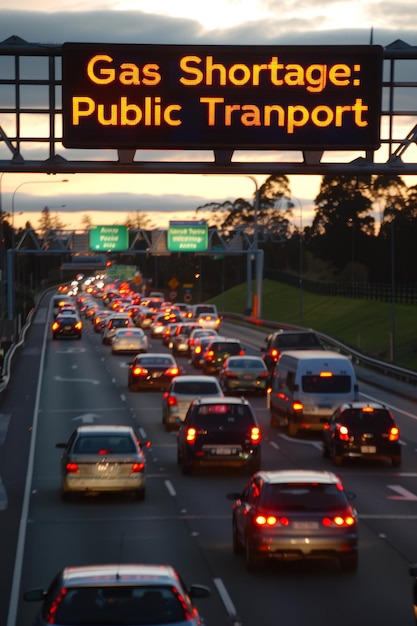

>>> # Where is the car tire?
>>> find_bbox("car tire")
[332,444,343,466]
[322,442,330,458]
[245,538,261,572]
[287,417,298,438]
[391,455,402,467]
[232,520,244,554]
[134,487,146,501]
[339,552,358,573]
[270,410,280,428]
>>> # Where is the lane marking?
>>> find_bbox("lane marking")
[0,413,11,446]
[54,376,100,385]
[387,485,417,501]
[213,578,241,626]
[0,477,8,510]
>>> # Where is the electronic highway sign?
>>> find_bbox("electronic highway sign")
[62,43,383,151]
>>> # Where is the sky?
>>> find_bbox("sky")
[1,0,417,230]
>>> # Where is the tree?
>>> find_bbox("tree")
[125,211,156,230]
[80,214,93,229]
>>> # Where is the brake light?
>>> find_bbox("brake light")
[75,321,82,330]
[195,346,202,354]
[319,371,333,377]
[388,426,400,441]
[51,321,60,331]
[132,366,148,376]
[166,394,178,407]
[65,462,79,473]
[292,401,303,412]
[322,514,356,527]
[250,426,261,444]
[130,462,145,473]
[186,428,197,443]
[47,587,68,623]
[165,367,179,377]
[269,348,279,361]
[337,424,349,441]
[238,349,245,356]
[206,350,215,361]
[255,514,290,527]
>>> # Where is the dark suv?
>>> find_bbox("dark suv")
[202,338,245,374]
[322,401,402,467]
[177,397,262,474]
[262,329,324,376]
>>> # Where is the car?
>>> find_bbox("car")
[188,327,219,352]
[93,309,112,333]
[55,425,149,500]
[52,294,73,318]
[128,353,182,391]
[190,335,224,369]
[218,355,270,395]
[161,322,181,347]
[202,338,245,375]
[409,564,417,623]
[170,323,202,355]
[191,304,221,330]
[228,469,358,572]
[261,329,325,377]
[23,563,211,626]
[162,374,224,431]
[322,401,402,467]
[149,312,182,338]
[174,302,193,319]
[177,396,262,474]
[51,314,82,340]
[102,314,134,345]
[57,305,79,318]
[111,327,149,355]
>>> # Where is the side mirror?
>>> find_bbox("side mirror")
[55,442,66,449]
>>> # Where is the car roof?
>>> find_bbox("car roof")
[337,401,389,411]
[75,425,135,435]
[61,564,179,587]
[254,470,342,485]
[172,375,219,384]
[193,396,249,406]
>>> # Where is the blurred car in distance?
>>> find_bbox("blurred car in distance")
[102,314,134,345]
[149,312,182,338]
[170,323,202,356]
[161,322,181,348]
[190,335,223,369]
[219,355,270,395]
[93,309,112,333]
[128,353,182,391]
[202,338,245,375]
[228,469,358,572]
[261,329,324,377]
[111,328,149,355]
[191,304,221,330]
[23,563,211,626]
[162,374,224,431]
[52,314,82,340]
[322,401,402,467]
[177,396,261,474]
[188,328,219,353]
[56,425,148,500]
[52,294,73,317]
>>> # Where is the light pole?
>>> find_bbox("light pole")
[243,175,262,319]
[279,194,304,326]
[7,178,68,320]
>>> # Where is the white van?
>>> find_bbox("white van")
[269,350,359,437]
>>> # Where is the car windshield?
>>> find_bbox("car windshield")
[48,585,186,625]
[139,357,174,367]
[339,408,393,427]
[111,318,131,328]
[273,333,321,348]
[192,404,253,428]
[260,482,348,512]
[212,342,241,354]
[173,381,220,394]
[73,435,136,454]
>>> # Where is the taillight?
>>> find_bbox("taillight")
[206,350,215,361]
[167,395,178,407]
[292,401,303,412]
[254,514,290,527]
[225,371,238,378]
[195,346,202,354]
[269,348,279,361]
[388,426,400,441]
[52,321,60,331]
[165,367,179,377]
[65,462,79,473]
[337,424,349,441]
[130,462,145,473]
[75,321,82,330]
[258,371,269,379]
[132,366,148,376]
[322,514,356,527]
[186,428,197,443]
[250,426,261,444]
[238,349,245,356]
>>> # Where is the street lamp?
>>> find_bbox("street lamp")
[7,178,68,320]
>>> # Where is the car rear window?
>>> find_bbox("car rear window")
[73,435,136,454]
[212,342,241,353]
[261,482,348,512]
[339,408,393,427]
[139,357,174,367]
[192,404,254,428]
[301,374,352,393]
[227,358,264,369]
[273,333,322,349]
[173,381,220,395]
[49,585,186,625]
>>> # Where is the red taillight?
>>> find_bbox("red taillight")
[132,366,148,376]
[388,426,400,441]
[254,514,289,527]
[250,426,261,444]
[165,367,179,377]
[225,371,238,378]
[258,371,269,379]
[75,321,82,330]
[130,462,145,473]
[186,428,197,443]
[167,395,177,406]
[47,587,67,623]
[269,348,279,361]
[337,424,349,441]
[322,514,356,527]
[195,346,202,354]
[65,462,79,473]
[51,322,59,331]
[292,401,303,412]
[206,350,215,361]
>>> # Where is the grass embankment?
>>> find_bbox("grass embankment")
[209,279,417,371]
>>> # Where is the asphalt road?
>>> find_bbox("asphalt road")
[1,296,417,626]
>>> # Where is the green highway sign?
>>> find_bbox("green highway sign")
[90,225,128,251]
[168,221,208,252]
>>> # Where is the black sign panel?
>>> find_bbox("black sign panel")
[62,43,383,150]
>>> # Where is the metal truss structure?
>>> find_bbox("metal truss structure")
[2,36,417,176]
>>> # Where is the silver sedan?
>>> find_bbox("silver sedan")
[111,327,149,354]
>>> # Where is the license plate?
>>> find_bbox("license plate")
[152,371,162,378]
[64,325,72,330]
[243,374,253,380]
[293,521,319,530]
[361,445,376,453]
[212,447,235,455]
